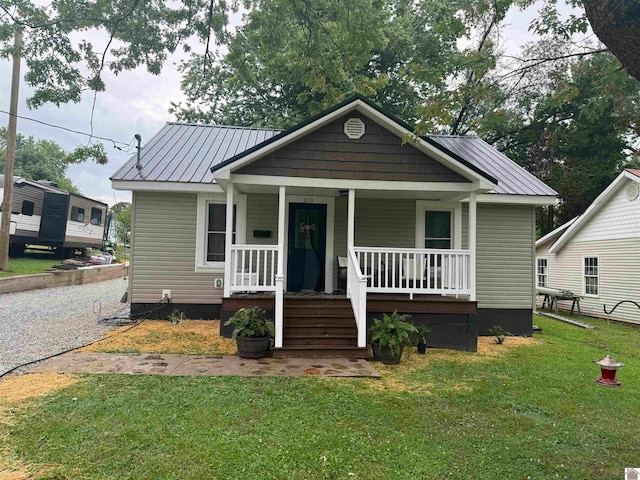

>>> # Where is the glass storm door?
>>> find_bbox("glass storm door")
[287,203,327,291]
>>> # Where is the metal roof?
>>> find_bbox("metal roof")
[111,122,557,197]
[111,123,281,183]
[429,135,557,196]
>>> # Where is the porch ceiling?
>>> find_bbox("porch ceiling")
[234,183,455,200]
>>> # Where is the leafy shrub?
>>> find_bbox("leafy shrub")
[224,307,274,341]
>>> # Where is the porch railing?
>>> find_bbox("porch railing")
[229,245,279,293]
[353,247,471,296]
[347,247,368,348]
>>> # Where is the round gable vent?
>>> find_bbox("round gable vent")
[344,117,365,139]
[627,183,639,201]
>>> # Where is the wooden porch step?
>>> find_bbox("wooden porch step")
[285,307,354,316]
[284,332,357,340]
[285,326,358,336]
[285,315,356,326]
[285,338,357,347]
[272,346,370,359]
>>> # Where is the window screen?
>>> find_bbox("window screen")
[584,257,598,296]
[537,258,548,287]
[90,207,103,225]
[21,200,34,216]
[425,211,451,249]
[70,206,85,222]
[206,204,236,262]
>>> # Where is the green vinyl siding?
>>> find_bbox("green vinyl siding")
[476,204,535,309]
[131,191,223,305]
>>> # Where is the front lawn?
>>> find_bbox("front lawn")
[0,249,58,278]
[2,315,639,479]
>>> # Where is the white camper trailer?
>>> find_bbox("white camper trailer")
[0,175,107,257]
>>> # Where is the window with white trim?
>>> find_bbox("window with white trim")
[206,203,236,262]
[537,257,548,287]
[425,210,452,249]
[584,257,599,296]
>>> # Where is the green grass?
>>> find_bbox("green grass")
[4,315,640,479]
[0,249,59,278]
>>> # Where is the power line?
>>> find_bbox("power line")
[0,109,133,150]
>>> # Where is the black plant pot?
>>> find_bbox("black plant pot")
[417,342,427,354]
[236,336,271,359]
[372,343,404,365]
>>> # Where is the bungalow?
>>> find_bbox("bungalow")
[536,169,640,325]
[111,95,556,356]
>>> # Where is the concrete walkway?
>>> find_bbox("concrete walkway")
[28,352,382,378]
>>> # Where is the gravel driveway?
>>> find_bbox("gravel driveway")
[0,277,128,376]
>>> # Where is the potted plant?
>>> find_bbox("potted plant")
[224,307,274,359]
[489,324,506,344]
[415,325,430,354]
[369,311,417,364]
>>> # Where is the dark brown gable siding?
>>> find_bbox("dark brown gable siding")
[236,114,470,183]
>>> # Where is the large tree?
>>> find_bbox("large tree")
[172,0,510,128]
[0,127,80,193]
[0,0,235,162]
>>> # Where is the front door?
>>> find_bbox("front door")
[287,203,327,291]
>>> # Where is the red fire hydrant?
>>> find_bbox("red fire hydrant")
[594,355,625,387]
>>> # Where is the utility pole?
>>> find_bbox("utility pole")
[0,28,23,271]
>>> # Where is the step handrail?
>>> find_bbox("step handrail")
[347,246,368,348]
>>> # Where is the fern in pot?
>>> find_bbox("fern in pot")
[369,311,417,364]
[224,307,274,359]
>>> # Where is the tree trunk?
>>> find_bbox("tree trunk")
[584,0,640,81]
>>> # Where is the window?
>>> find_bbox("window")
[90,207,103,225]
[537,258,548,287]
[21,200,34,216]
[584,257,599,296]
[425,211,452,249]
[70,206,85,222]
[206,203,236,262]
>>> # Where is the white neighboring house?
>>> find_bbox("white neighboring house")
[536,169,640,324]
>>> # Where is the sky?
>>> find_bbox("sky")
[0,2,577,206]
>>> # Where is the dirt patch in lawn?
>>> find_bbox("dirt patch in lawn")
[78,319,237,356]
[365,336,540,393]
[0,374,80,480]
[0,373,80,405]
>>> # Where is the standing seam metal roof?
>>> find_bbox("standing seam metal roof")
[430,135,557,196]
[110,123,282,183]
[111,122,557,197]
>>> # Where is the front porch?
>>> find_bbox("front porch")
[221,293,478,356]
[218,182,481,355]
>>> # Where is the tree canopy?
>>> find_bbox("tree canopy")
[172,0,640,234]
[0,127,80,193]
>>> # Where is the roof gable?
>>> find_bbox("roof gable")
[235,112,470,183]
[550,170,640,253]
[212,95,498,188]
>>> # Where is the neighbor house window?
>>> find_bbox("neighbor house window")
[21,200,34,216]
[90,207,103,225]
[425,211,452,249]
[206,203,236,262]
[537,258,548,287]
[70,206,85,222]
[584,257,599,296]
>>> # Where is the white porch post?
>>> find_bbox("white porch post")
[275,185,286,348]
[347,189,355,249]
[347,189,355,295]
[223,183,234,298]
[469,191,477,302]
